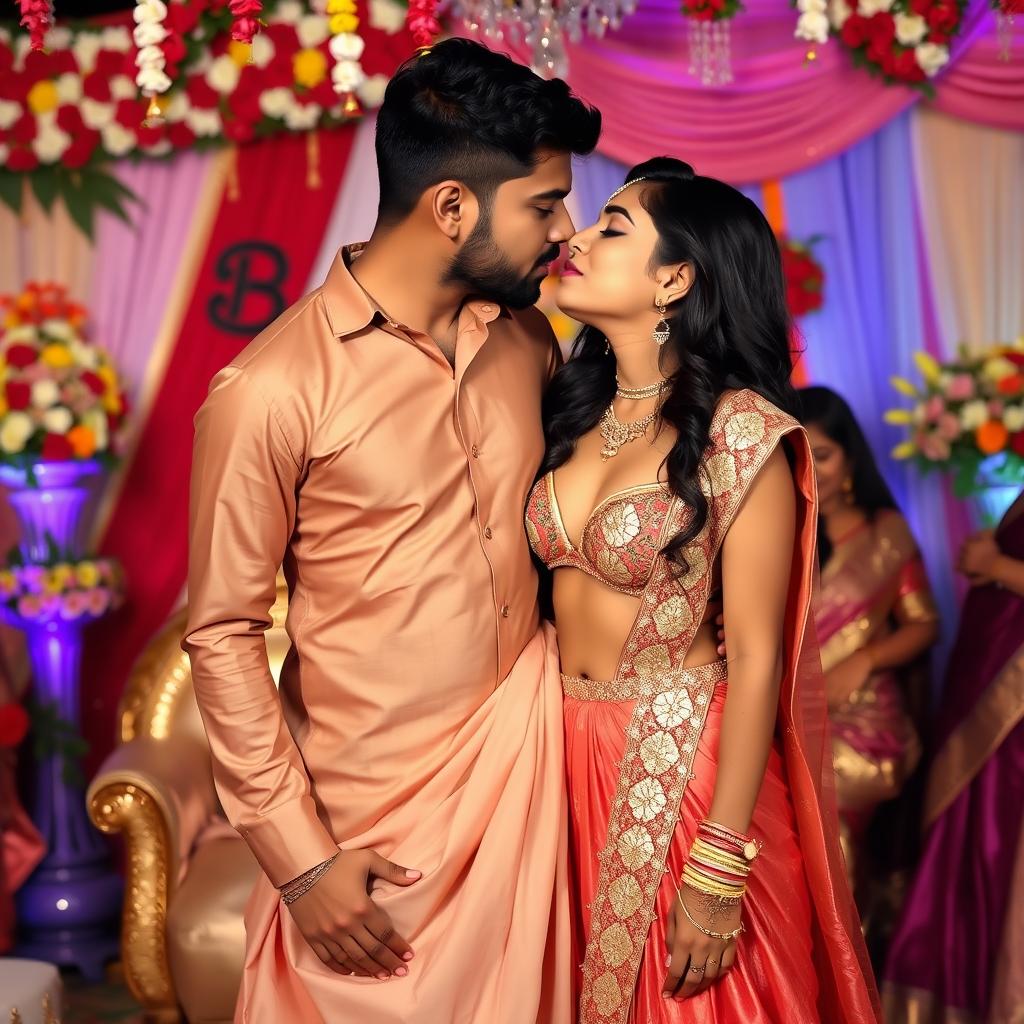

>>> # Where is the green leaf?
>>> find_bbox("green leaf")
[30,167,60,213]
[0,171,24,215]
[61,183,96,240]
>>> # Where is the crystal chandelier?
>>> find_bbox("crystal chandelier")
[451,0,639,77]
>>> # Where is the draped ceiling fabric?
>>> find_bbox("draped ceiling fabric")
[468,0,1024,183]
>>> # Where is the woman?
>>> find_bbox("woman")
[884,491,1024,1023]
[797,387,938,907]
[526,158,879,1023]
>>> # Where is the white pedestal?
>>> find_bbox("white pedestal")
[0,958,62,1023]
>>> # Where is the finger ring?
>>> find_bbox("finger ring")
[707,958,718,966]
[690,965,705,974]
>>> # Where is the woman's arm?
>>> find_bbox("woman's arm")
[710,443,796,833]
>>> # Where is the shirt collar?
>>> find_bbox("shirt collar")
[321,244,511,340]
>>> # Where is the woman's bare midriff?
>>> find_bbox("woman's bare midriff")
[553,562,723,681]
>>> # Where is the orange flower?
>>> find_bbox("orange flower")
[67,425,97,458]
[976,420,1009,455]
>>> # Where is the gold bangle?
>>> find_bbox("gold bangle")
[677,889,744,941]
[682,863,746,897]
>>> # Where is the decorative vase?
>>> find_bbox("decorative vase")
[0,460,122,980]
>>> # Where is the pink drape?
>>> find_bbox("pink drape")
[469,0,1023,182]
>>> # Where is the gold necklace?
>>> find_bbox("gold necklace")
[599,401,661,460]
[615,377,670,401]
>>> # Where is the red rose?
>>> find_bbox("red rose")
[927,29,949,44]
[82,71,111,103]
[6,345,38,369]
[12,111,36,145]
[5,381,31,410]
[224,118,255,144]
[909,0,930,14]
[997,373,1024,396]
[0,703,29,748]
[115,98,148,129]
[5,148,38,172]
[81,371,106,396]
[867,12,896,45]
[167,1,201,34]
[927,3,959,32]
[162,33,188,67]
[1005,352,1024,367]
[56,104,85,136]
[1012,431,1024,458]
[167,121,196,149]
[893,48,923,81]
[840,13,869,47]
[185,75,220,110]
[62,130,100,170]
[41,433,74,461]
[95,50,130,78]
[136,122,166,148]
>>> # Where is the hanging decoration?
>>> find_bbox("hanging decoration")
[453,0,640,79]
[794,0,830,58]
[406,0,442,48]
[681,0,742,86]
[0,0,411,236]
[18,0,53,52]
[993,0,1021,60]
[829,0,968,89]
[779,235,825,317]
[230,0,265,43]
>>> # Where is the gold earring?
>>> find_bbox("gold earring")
[842,477,855,506]
[652,302,670,347]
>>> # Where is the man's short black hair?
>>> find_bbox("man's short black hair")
[375,39,601,223]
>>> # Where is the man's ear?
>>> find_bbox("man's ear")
[430,181,479,242]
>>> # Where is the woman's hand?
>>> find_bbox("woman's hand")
[958,530,1001,585]
[825,649,872,708]
[663,888,738,1000]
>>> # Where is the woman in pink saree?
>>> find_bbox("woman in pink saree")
[797,387,939,914]
[884,489,1024,1023]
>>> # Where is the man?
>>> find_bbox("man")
[183,39,600,1023]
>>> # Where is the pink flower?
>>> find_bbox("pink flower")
[945,374,975,401]
[989,400,1005,417]
[17,566,45,592]
[84,588,110,616]
[920,432,952,461]
[937,412,962,441]
[924,395,945,422]
[59,591,89,620]
[17,594,42,619]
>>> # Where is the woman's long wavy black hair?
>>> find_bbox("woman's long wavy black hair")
[796,385,899,566]
[541,157,798,568]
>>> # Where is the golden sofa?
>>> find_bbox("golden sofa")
[87,582,291,1023]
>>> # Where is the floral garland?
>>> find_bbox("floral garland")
[18,0,53,52]
[405,0,440,46]
[830,0,967,87]
[0,0,411,234]
[887,340,1024,496]
[779,236,825,317]
[0,283,129,467]
[0,556,123,623]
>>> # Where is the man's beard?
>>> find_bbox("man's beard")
[444,213,559,311]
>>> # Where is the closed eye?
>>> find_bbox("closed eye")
[600,228,624,237]
[535,208,556,219]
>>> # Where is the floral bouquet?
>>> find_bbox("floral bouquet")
[886,339,1024,496]
[779,236,825,317]
[0,283,129,469]
[0,549,123,625]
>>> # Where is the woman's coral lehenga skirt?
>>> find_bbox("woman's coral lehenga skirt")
[565,670,822,1023]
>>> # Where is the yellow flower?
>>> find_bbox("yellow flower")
[102,390,122,415]
[912,351,941,385]
[40,343,74,369]
[27,80,59,115]
[294,48,328,89]
[329,12,359,32]
[43,565,73,595]
[228,39,252,67]
[983,356,1016,382]
[891,441,917,460]
[97,365,117,390]
[327,0,357,11]
[884,409,914,425]
[890,376,918,398]
[76,561,100,588]
[0,397,7,417]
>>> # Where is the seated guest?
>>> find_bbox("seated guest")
[885,488,1024,1023]
[797,387,938,904]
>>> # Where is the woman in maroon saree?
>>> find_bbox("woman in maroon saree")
[884,490,1024,1022]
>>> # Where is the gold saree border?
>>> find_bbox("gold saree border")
[577,391,802,1022]
[881,982,980,1024]
[924,639,1024,826]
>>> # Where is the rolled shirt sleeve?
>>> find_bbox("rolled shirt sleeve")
[182,366,339,887]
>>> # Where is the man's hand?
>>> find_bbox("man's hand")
[287,849,422,979]
[958,529,1001,586]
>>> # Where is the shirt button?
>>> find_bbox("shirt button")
[484,526,493,540]
[471,445,480,458]
[501,604,510,618]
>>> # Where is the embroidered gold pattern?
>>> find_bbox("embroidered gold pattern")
[601,502,642,547]
[577,390,802,1023]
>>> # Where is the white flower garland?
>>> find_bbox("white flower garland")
[133,0,172,120]
[795,0,830,47]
